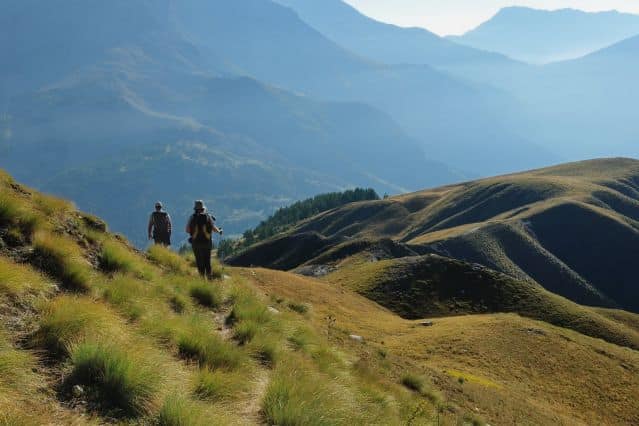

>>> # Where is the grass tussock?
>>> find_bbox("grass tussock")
[68,341,160,417]
[157,394,205,426]
[0,192,42,241]
[148,245,190,275]
[169,294,188,314]
[32,232,91,292]
[102,275,148,320]
[226,287,270,326]
[36,296,121,357]
[177,323,246,371]
[288,301,309,315]
[262,359,350,426]
[0,256,53,299]
[194,368,249,402]
[99,240,150,279]
[0,331,37,391]
[189,281,224,308]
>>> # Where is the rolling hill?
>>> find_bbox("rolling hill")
[1,170,638,425]
[230,158,639,315]
[449,7,639,64]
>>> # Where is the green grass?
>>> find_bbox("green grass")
[247,334,281,367]
[234,320,260,345]
[262,359,350,426]
[32,232,91,292]
[68,341,159,416]
[102,275,147,320]
[157,395,207,426]
[36,296,121,357]
[0,192,42,240]
[0,256,53,299]
[99,241,140,272]
[189,281,224,308]
[177,325,246,371]
[226,288,271,326]
[194,368,249,402]
[148,246,190,275]
[169,294,188,314]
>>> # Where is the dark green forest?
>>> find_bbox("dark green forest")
[218,188,379,258]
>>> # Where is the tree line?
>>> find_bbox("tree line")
[218,188,379,259]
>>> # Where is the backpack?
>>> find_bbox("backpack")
[190,213,213,244]
[152,211,170,236]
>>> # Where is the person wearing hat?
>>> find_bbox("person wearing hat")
[148,201,172,246]
[186,200,223,279]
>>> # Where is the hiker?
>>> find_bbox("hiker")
[186,200,223,279]
[148,202,172,246]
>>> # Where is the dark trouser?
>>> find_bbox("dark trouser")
[153,233,171,246]
[192,243,212,278]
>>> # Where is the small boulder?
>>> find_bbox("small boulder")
[420,321,435,327]
[267,306,280,315]
[349,334,364,342]
[72,385,85,397]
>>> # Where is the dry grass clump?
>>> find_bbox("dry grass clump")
[148,245,191,275]
[0,256,54,299]
[32,232,91,292]
[0,330,37,392]
[157,394,205,426]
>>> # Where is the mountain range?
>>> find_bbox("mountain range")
[1,0,638,247]
[449,7,639,64]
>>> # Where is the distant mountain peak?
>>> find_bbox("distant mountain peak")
[449,6,639,64]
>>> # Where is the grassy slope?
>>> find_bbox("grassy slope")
[0,170,442,425]
[230,158,639,313]
[243,268,639,426]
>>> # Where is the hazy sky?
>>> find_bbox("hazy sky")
[343,1,639,35]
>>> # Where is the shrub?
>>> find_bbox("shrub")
[32,232,90,292]
[68,342,159,417]
[189,281,224,309]
[401,373,425,393]
[288,302,309,315]
[148,246,189,275]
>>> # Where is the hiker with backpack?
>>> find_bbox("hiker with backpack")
[186,200,223,279]
[148,202,172,246]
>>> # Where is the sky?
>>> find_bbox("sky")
[343,0,639,35]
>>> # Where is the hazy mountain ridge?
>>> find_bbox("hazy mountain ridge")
[1,0,463,246]
[449,6,639,64]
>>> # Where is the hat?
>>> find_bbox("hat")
[194,200,206,211]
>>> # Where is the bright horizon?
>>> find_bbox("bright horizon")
[342,1,639,35]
